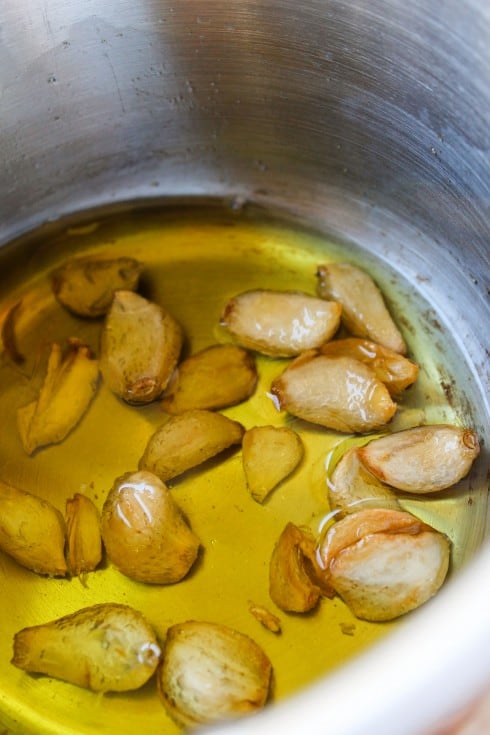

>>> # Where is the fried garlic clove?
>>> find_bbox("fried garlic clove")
[316,263,407,354]
[139,409,245,481]
[158,621,272,727]
[328,446,401,516]
[242,425,304,503]
[358,424,481,493]
[17,340,99,455]
[161,343,258,414]
[220,289,341,356]
[320,338,419,396]
[318,508,450,621]
[248,603,282,634]
[101,470,200,584]
[271,354,397,433]
[100,290,183,404]
[0,479,67,576]
[65,493,102,576]
[52,256,143,317]
[269,522,331,613]
[12,603,161,692]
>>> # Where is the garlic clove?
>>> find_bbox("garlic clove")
[17,339,99,455]
[242,425,304,503]
[358,424,480,492]
[320,337,418,396]
[100,290,183,404]
[0,479,67,576]
[316,263,407,354]
[52,256,143,317]
[269,522,332,613]
[318,508,450,621]
[65,493,102,576]
[101,470,200,584]
[328,446,401,516]
[12,603,161,691]
[139,409,245,482]
[161,343,258,414]
[157,620,272,727]
[271,354,397,433]
[220,289,341,356]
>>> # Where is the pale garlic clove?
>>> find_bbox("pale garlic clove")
[161,343,258,414]
[157,621,272,727]
[100,290,183,404]
[318,508,450,621]
[17,339,99,455]
[12,603,161,692]
[65,493,103,576]
[271,354,397,433]
[316,263,407,354]
[320,338,419,396]
[269,522,332,613]
[0,479,67,577]
[242,425,304,503]
[358,424,480,493]
[328,446,401,516]
[220,289,342,356]
[101,470,200,584]
[139,409,245,481]
[52,256,144,317]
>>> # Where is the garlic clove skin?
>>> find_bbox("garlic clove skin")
[220,289,342,356]
[100,290,183,404]
[271,354,397,433]
[158,621,272,727]
[318,508,450,621]
[358,424,480,492]
[12,603,161,692]
[316,263,406,354]
[101,470,200,584]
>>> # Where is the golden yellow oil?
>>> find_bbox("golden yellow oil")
[0,205,483,735]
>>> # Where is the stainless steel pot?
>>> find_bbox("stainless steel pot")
[1,2,489,734]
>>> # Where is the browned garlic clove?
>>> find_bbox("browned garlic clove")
[242,425,304,503]
[100,290,183,404]
[220,289,342,356]
[328,446,401,516]
[269,522,332,613]
[52,256,144,317]
[65,493,103,576]
[17,339,99,455]
[316,263,407,354]
[157,621,272,727]
[320,337,419,396]
[358,424,481,493]
[318,508,450,621]
[271,354,397,433]
[139,409,245,481]
[161,343,258,414]
[0,479,67,576]
[12,603,161,692]
[101,470,200,584]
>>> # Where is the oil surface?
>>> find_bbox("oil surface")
[0,206,483,735]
